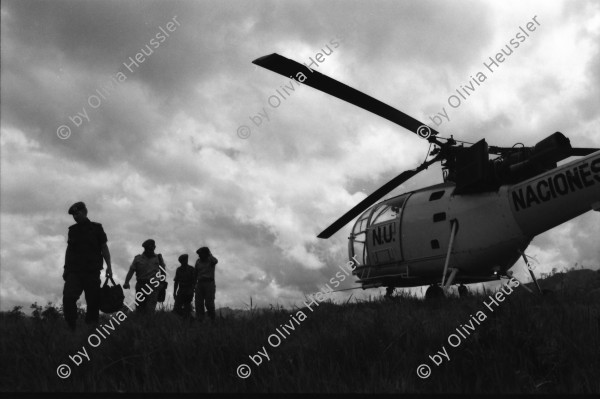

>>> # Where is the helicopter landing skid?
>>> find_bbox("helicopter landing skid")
[441,219,459,295]
[519,250,543,295]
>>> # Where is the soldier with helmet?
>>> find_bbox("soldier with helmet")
[63,201,113,331]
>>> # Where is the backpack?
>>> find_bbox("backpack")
[99,276,125,313]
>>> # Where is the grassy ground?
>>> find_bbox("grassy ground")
[1,269,599,393]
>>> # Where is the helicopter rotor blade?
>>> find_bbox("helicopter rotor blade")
[253,53,439,140]
[317,155,441,239]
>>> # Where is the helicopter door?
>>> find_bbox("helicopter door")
[367,220,400,265]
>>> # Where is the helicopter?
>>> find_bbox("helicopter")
[253,53,600,298]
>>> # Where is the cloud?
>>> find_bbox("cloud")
[1,0,599,311]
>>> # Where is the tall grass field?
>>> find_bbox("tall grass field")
[1,268,599,393]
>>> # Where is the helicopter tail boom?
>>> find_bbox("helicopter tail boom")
[508,150,600,236]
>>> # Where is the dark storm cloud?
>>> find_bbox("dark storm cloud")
[1,0,493,172]
[1,0,599,311]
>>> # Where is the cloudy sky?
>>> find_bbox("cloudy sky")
[1,0,599,312]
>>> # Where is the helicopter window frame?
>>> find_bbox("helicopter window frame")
[350,194,408,265]
[353,216,370,235]
[349,231,367,267]
[388,196,407,209]
[431,239,440,249]
[371,205,389,224]
[370,196,407,225]
[429,191,445,201]
[353,207,377,235]
[371,205,398,225]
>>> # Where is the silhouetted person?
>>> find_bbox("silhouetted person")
[62,202,113,331]
[194,247,218,321]
[123,239,166,313]
[173,254,196,318]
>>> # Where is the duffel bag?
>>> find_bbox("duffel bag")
[99,276,125,313]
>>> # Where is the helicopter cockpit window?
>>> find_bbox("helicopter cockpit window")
[367,195,406,225]
[352,209,373,236]
[350,195,408,265]
[371,205,398,225]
